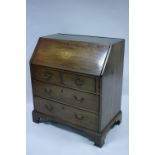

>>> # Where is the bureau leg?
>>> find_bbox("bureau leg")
[110,111,122,128]
[94,134,106,148]
[32,110,40,123]
[114,111,122,125]
[94,111,122,147]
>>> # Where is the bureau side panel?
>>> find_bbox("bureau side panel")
[99,40,125,131]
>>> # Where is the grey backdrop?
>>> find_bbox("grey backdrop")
[26,0,128,103]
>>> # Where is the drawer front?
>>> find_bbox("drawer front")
[31,65,61,85]
[63,73,95,92]
[32,80,99,113]
[34,97,98,131]
[31,65,96,92]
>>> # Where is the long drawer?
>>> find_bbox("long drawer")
[34,96,98,131]
[32,80,99,113]
[31,65,98,93]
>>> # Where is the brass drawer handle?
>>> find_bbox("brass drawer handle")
[44,88,52,96]
[45,104,53,111]
[73,95,84,103]
[74,114,84,120]
[74,78,84,86]
[43,71,53,80]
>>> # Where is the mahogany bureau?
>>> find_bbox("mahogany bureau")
[30,33,125,147]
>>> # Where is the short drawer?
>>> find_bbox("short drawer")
[63,72,96,92]
[34,96,98,131]
[31,65,97,93]
[32,80,99,113]
[31,65,61,85]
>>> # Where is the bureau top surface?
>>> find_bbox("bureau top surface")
[31,33,122,76]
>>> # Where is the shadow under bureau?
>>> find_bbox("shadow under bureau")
[30,33,125,147]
